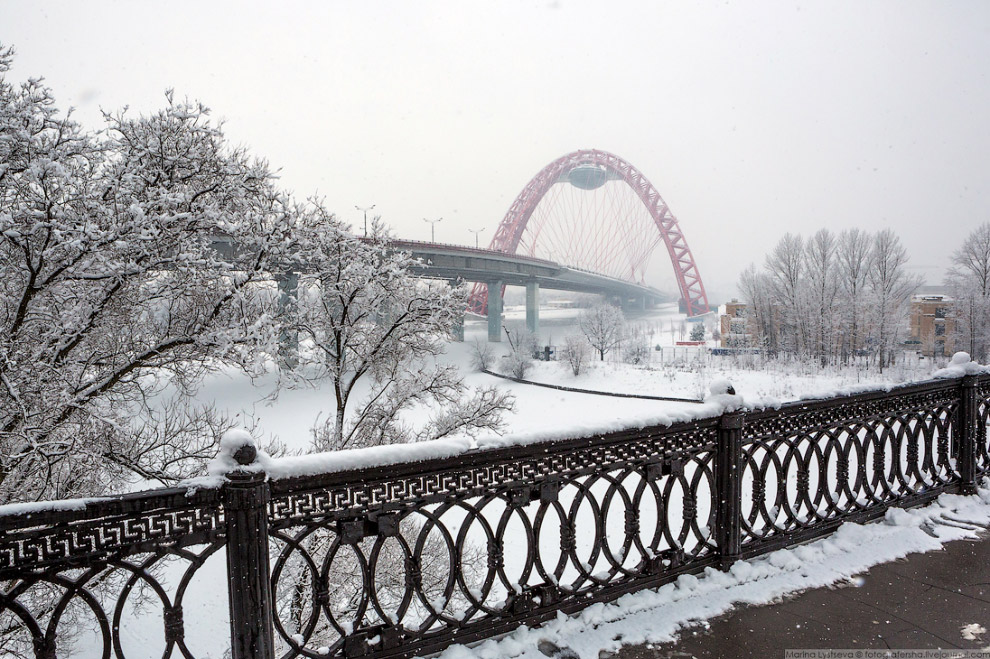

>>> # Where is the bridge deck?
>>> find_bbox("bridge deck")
[389,238,670,300]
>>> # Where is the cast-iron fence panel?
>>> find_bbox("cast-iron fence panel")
[1,374,989,659]
[267,421,720,658]
[739,380,961,554]
[977,380,990,475]
[0,488,227,658]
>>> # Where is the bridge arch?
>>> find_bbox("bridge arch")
[468,149,710,317]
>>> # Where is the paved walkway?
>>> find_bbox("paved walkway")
[610,534,990,658]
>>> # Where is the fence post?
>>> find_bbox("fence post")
[958,375,980,495]
[716,409,745,570]
[223,442,276,659]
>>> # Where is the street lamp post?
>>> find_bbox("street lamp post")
[422,217,443,243]
[468,227,485,249]
[355,204,375,237]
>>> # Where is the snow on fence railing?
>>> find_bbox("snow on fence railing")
[1,367,989,659]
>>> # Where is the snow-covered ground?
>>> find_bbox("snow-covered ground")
[186,303,943,455]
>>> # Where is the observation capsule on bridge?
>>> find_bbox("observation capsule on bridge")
[567,164,608,190]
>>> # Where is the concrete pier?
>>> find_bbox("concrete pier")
[487,280,503,342]
[526,280,539,335]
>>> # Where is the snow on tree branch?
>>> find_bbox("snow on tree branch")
[0,48,295,503]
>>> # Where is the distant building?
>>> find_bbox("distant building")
[907,294,956,358]
[719,288,958,359]
[719,300,755,348]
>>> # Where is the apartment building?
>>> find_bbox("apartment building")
[907,294,955,357]
[719,300,754,348]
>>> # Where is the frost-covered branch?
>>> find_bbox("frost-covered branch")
[0,48,296,502]
[290,215,512,452]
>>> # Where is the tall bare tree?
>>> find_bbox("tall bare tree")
[764,233,807,355]
[737,264,777,354]
[578,300,625,361]
[946,222,990,362]
[836,228,873,364]
[292,216,513,451]
[868,229,920,371]
[804,229,839,366]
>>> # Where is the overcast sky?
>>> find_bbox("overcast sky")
[4,1,989,300]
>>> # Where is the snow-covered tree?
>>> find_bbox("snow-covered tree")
[946,222,990,362]
[689,322,705,342]
[764,233,807,355]
[836,228,873,364]
[867,229,920,371]
[804,229,839,367]
[0,47,295,503]
[738,227,917,370]
[579,300,625,361]
[293,216,513,451]
[737,264,776,353]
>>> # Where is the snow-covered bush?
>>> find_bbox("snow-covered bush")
[470,338,496,371]
[623,342,651,365]
[560,335,589,376]
[500,325,536,379]
[497,327,531,379]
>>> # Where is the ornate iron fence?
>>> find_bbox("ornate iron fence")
[1,374,988,658]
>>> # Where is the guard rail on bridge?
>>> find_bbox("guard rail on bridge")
[1,375,988,658]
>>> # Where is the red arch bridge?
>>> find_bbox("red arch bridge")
[215,150,712,343]
[397,149,711,341]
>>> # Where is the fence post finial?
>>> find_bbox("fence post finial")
[220,430,276,659]
[715,387,744,570]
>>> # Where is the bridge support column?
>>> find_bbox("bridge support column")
[638,295,647,311]
[487,280,503,342]
[526,280,539,336]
